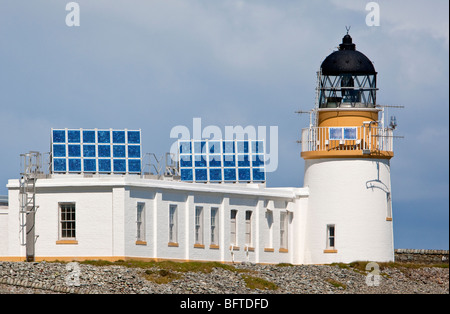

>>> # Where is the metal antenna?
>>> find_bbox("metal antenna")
[345,26,351,34]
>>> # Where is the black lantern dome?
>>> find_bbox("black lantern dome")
[318,33,378,108]
[321,34,376,76]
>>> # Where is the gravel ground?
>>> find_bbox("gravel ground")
[0,261,448,294]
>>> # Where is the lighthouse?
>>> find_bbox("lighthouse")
[301,33,395,264]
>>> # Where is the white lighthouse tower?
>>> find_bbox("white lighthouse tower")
[301,33,395,264]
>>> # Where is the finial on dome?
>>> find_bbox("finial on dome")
[339,28,356,51]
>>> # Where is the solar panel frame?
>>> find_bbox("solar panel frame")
[51,128,142,175]
[178,139,266,183]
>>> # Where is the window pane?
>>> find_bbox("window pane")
[60,203,76,239]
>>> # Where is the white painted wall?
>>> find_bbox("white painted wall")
[2,170,394,265]
[303,158,394,264]
[0,206,8,256]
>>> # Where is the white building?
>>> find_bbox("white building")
[0,34,396,265]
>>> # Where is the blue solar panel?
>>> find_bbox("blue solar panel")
[53,158,66,172]
[98,130,110,143]
[127,131,140,144]
[209,168,222,181]
[224,168,236,181]
[68,130,80,143]
[68,145,81,157]
[113,131,125,143]
[53,130,65,143]
[113,145,126,158]
[181,168,193,181]
[128,159,141,173]
[128,145,140,158]
[179,139,266,183]
[113,159,126,173]
[53,144,66,157]
[252,168,266,181]
[83,145,96,157]
[83,130,95,143]
[195,168,208,181]
[84,159,96,172]
[51,128,142,174]
[238,168,251,181]
[98,145,111,158]
[69,159,81,172]
[98,159,111,172]
[223,154,235,167]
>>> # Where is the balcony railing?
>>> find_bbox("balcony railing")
[301,126,393,154]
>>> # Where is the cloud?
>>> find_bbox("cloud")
[0,0,448,249]
[330,0,449,47]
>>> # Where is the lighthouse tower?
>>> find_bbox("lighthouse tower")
[301,33,395,264]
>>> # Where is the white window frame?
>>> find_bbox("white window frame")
[386,192,392,219]
[230,209,237,246]
[195,206,204,245]
[327,224,336,249]
[265,209,273,249]
[136,202,145,242]
[59,202,76,240]
[245,210,252,247]
[210,207,219,246]
[169,204,178,244]
[280,211,288,249]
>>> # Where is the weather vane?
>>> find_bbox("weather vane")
[345,26,351,34]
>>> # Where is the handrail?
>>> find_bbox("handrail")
[301,126,393,153]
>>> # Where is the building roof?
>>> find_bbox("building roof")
[6,176,308,200]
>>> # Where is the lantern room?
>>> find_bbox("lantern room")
[318,33,377,108]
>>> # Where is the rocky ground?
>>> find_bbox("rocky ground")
[0,261,448,294]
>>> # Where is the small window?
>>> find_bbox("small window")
[169,205,178,244]
[59,203,76,240]
[265,210,273,249]
[327,224,336,249]
[386,192,392,220]
[210,207,219,246]
[230,210,237,246]
[195,206,204,245]
[245,211,252,247]
[136,203,145,242]
[280,212,288,249]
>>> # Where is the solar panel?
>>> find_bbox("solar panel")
[51,128,142,174]
[178,139,266,183]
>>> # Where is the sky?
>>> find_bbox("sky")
[0,0,448,250]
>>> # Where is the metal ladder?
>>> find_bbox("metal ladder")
[19,151,41,262]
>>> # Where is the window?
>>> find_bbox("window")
[327,224,336,249]
[136,203,145,243]
[195,206,204,245]
[59,203,76,240]
[265,210,273,250]
[386,192,392,220]
[169,205,178,244]
[280,212,288,250]
[245,211,252,247]
[210,207,219,246]
[230,210,237,246]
